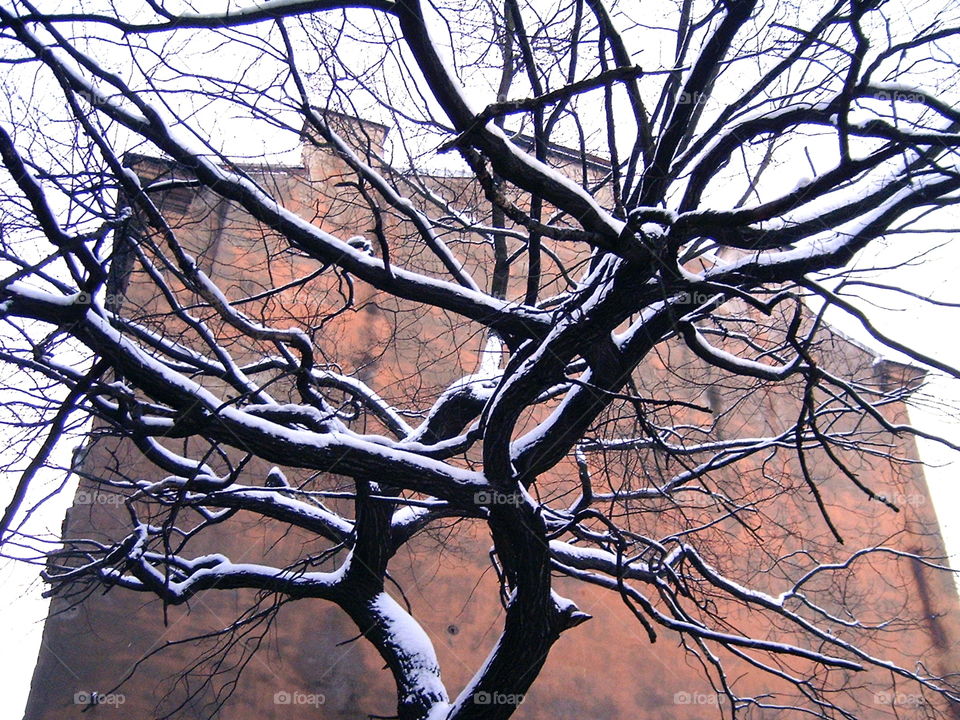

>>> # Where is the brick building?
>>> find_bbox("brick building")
[24,114,960,720]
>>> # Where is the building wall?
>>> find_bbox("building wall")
[24,117,960,720]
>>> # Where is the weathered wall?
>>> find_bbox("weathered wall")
[24,117,960,720]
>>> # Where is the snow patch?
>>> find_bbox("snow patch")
[371,592,448,704]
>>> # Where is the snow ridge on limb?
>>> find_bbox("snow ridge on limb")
[370,592,449,715]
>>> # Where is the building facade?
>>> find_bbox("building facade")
[24,115,960,720]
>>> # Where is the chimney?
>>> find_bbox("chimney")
[301,109,390,183]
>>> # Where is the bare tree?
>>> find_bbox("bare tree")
[2,0,960,718]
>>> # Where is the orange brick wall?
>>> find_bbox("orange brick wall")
[24,116,960,720]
